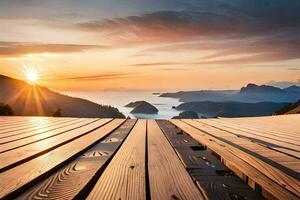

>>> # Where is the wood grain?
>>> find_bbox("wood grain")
[157,120,263,200]
[184,120,300,193]
[0,118,91,153]
[0,119,125,199]
[0,118,77,139]
[147,119,204,200]
[171,119,299,200]
[87,119,147,200]
[210,118,300,143]
[16,119,136,200]
[0,119,58,133]
[197,119,300,162]
[220,115,300,136]
[0,118,84,143]
[0,118,111,172]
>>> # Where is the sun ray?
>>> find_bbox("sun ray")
[32,86,46,116]
[6,84,30,115]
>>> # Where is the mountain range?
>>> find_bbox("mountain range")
[176,101,289,118]
[0,75,125,118]
[161,84,300,103]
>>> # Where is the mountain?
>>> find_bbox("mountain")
[176,101,289,118]
[125,101,158,114]
[284,85,300,96]
[0,75,125,118]
[274,100,300,115]
[239,84,285,95]
[235,84,299,103]
[160,90,238,102]
[160,84,300,103]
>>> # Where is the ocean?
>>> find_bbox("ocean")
[65,91,181,119]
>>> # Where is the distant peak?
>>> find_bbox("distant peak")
[240,83,284,94]
[286,85,300,89]
[246,83,258,87]
[242,83,258,90]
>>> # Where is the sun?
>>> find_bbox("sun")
[26,70,38,83]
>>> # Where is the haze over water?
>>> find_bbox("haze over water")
[66,91,181,119]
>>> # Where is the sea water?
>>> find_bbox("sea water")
[65,91,181,119]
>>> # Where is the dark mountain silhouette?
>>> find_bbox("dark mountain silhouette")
[125,101,158,114]
[274,100,300,115]
[176,101,289,118]
[160,83,300,103]
[0,75,125,118]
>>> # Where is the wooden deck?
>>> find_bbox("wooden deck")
[0,115,299,200]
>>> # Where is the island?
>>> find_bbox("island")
[172,111,199,119]
[125,101,158,114]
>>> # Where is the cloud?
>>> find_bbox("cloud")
[57,72,131,81]
[0,42,109,58]
[74,1,300,64]
[75,1,300,44]
[76,10,257,45]
[288,67,300,71]
[132,62,186,67]
[2,1,300,64]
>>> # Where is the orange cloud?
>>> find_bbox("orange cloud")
[0,42,109,58]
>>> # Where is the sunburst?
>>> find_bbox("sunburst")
[26,70,38,83]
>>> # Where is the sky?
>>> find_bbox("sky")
[0,0,300,91]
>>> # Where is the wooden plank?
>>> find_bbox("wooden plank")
[219,115,300,139]
[0,118,84,143]
[0,117,65,129]
[0,118,80,141]
[220,115,300,136]
[199,119,300,159]
[210,119,300,146]
[0,118,112,172]
[189,119,300,173]
[189,170,265,200]
[0,118,66,134]
[147,120,204,200]
[157,120,263,200]
[16,119,136,200]
[171,119,299,200]
[280,162,300,171]
[211,118,300,143]
[0,117,51,125]
[0,119,125,199]
[0,119,55,133]
[0,118,36,126]
[87,119,147,200]
[0,117,63,128]
[184,119,300,194]
[0,118,93,153]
